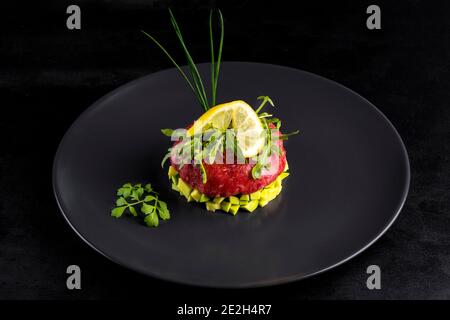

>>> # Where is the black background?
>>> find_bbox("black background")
[0,0,449,299]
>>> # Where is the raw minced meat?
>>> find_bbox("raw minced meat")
[170,125,287,197]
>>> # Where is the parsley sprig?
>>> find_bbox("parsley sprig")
[111,183,170,227]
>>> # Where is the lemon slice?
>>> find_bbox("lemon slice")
[187,100,265,158]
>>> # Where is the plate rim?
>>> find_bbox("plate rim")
[52,61,411,288]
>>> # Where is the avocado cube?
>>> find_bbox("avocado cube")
[274,177,282,188]
[171,183,179,192]
[264,181,275,190]
[220,201,232,213]
[199,194,210,203]
[240,194,250,201]
[171,175,179,185]
[259,199,269,207]
[250,190,261,200]
[279,172,290,180]
[206,201,220,212]
[241,200,259,212]
[260,189,271,199]
[213,197,225,204]
[229,205,240,215]
[190,189,202,202]
[177,179,192,199]
[260,189,276,202]
[229,196,240,205]
[168,166,178,178]
[273,185,282,195]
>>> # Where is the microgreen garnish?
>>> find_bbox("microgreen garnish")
[202,129,225,164]
[197,162,207,184]
[142,9,224,112]
[160,95,298,181]
[280,130,300,140]
[255,96,275,114]
[112,183,170,228]
[160,127,245,182]
[161,128,174,137]
[251,97,299,179]
[251,117,273,179]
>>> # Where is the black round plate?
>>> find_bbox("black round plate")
[53,62,410,287]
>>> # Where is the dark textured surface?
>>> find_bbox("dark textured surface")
[0,0,449,299]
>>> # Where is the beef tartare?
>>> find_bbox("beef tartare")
[145,9,298,214]
[162,99,297,214]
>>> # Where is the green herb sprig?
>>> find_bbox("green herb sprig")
[252,96,299,179]
[142,9,224,111]
[160,126,245,183]
[255,96,275,113]
[112,183,170,227]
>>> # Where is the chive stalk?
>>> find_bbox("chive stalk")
[142,9,224,111]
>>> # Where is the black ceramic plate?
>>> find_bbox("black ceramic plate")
[53,62,410,287]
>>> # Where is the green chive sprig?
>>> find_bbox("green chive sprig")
[142,9,224,111]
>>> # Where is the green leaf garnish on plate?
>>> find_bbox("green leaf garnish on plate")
[112,183,170,228]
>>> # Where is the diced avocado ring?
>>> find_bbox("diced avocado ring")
[168,167,288,214]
